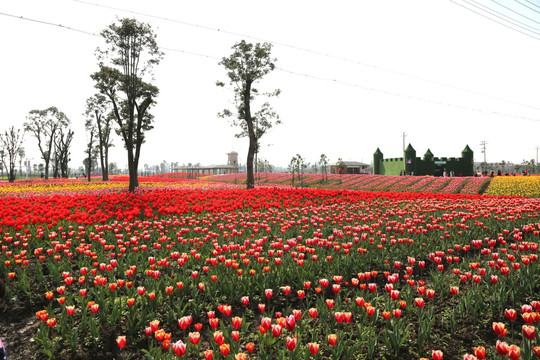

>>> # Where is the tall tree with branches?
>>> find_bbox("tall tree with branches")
[24,106,70,180]
[217,40,281,189]
[85,94,114,181]
[54,128,74,178]
[91,18,163,192]
[0,126,25,183]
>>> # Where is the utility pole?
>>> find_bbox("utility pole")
[480,141,487,163]
[402,132,407,151]
[480,141,487,173]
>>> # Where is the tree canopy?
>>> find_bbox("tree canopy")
[217,40,281,189]
[91,18,163,192]
[24,106,70,180]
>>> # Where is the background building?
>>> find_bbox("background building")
[330,161,370,174]
[373,144,474,176]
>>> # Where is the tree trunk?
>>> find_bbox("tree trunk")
[244,81,255,190]
[246,135,256,189]
[44,158,50,179]
[127,144,138,192]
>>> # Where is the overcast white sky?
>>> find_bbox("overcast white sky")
[2,0,540,171]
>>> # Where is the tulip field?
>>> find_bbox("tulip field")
[206,173,494,195]
[0,177,539,360]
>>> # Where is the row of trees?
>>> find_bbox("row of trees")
[86,19,279,191]
[0,127,25,182]
[10,19,280,190]
[288,153,332,186]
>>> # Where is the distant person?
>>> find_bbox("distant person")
[0,337,6,360]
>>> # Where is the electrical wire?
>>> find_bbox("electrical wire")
[71,0,540,112]
[518,0,540,12]
[0,11,97,36]
[468,0,540,32]
[489,0,540,25]
[449,0,540,39]
[1,10,539,123]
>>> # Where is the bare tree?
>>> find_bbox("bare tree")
[85,94,114,181]
[24,107,70,180]
[54,128,74,178]
[18,147,25,177]
[0,127,25,183]
[85,125,96,182]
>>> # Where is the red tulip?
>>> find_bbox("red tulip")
[496,340,509,355]
[326,299,335,309]
[173,340,187,357]
[232,316,242,329]
[328,333,337,346]
[432,349,443,360]
[285,315,295,331]
[271,324,282,337]
[91,304,99,314]
[46,317,56,327]
[189,332,200,345]
[523,325,536,340]
[219,343,230,357]
[286,336,297,351]
[150,319,160,332]
[308,342,319,355]
[473,346,485,359]
[415,297,425,308]
[261,317,271,330]
[116,336,126,349]
[492,322,507,337]
[508,344,520,360]
[204,349,213,360]
[505,308,517,321]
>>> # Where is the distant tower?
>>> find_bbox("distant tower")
[404,144,416,175]
[373,148,383,175]
[227,151,238,166]
[423,148,434,175]
[461,145,474,176]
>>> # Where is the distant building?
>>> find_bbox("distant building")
[330,161,370,174]
[373,144,474,176]
[171,152,239,175]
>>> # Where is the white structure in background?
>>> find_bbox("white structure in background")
[171,152,239,176]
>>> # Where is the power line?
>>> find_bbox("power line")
[469,0,540,32]
[71,0,540,112]
[516,0,540,13]
[276,67,540,122]
[0,11,97,36]
[1,10,539,123]
[449,0,540,39]
[489,0,540,26]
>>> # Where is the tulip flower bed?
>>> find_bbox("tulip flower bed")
[207,173,493,195]
[0,183,539,360]
[485,176,540,198]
